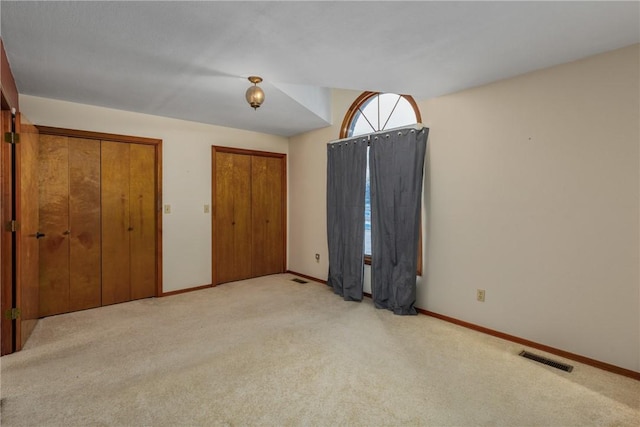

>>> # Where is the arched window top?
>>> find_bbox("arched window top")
[340,92,421,139]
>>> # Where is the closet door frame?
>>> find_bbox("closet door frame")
[211,146,287,285]
[37,126,163,298]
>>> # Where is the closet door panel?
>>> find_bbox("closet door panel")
[251,156,267,276]
[264,156,285,274]
[38,135,70,317]
[214,152,234,284]
[233,154,252,281]
[101,141,131,305]
[129,144,156,300]
[251,156,285,277]
[68,138,101,311]
[214,152,251,284]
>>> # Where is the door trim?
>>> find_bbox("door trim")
[37,126,163,298]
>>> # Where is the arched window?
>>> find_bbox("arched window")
[340,92,423,275]
[340,92,421,139]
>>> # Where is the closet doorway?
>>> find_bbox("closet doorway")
[37,127,162,317]
[212,146,286,285]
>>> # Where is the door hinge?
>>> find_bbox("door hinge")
[3,132,19,144]
[4,308,21,320]
[6,220,19,232]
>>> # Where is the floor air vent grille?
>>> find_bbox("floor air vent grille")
[291,278,308,284]
[519,350,573,372]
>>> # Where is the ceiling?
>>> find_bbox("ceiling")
[1,1,638,137]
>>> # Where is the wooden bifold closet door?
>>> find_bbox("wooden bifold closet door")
[212,147,286,285]
[101,141,156,305]
[38,130,160,318]
[251,156,284,278]
[214,151,253,284]
[39,136,101,317]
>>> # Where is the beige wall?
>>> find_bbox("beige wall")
[288,45,640,372]
[20,95,289,293]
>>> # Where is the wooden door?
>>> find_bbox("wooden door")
[102,141,156,302]
[214,151,252,284]
[38,135,70,317]
[37,128,160,313]
[0,111,39,352]
[1,40,19,355]
[68,138,101,311]
[18,114,40,347]
[101,140,131,305]
[39,136,101,316]
[129,143,156,300]
[251,155,285,277]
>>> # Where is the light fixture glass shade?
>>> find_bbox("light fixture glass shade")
[246,76,265,109]
[245,86,265,109]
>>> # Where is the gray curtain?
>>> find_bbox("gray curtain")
[369,127,428,315]
[326,137,368,301]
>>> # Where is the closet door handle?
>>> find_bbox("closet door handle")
[62,230,71,236]
[35,232,46,239]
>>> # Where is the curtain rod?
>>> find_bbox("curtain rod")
[327,123,425,145]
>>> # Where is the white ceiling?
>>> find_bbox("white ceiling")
[1,1,638,137]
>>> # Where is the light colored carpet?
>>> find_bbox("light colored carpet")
[1,273,638,426]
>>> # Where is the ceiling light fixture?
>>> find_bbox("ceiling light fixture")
[245,76,265,110]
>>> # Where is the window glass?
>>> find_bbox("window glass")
[383,97,418,130]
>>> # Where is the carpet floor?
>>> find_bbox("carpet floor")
[1,273,638,426]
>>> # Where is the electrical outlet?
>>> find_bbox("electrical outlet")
[164,204,171,214]
[315,253,320,262]
[204,204,210,213]
[477,289,485,302]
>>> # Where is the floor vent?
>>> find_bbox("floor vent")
[519,350,573,372]
[291,278,308,284]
